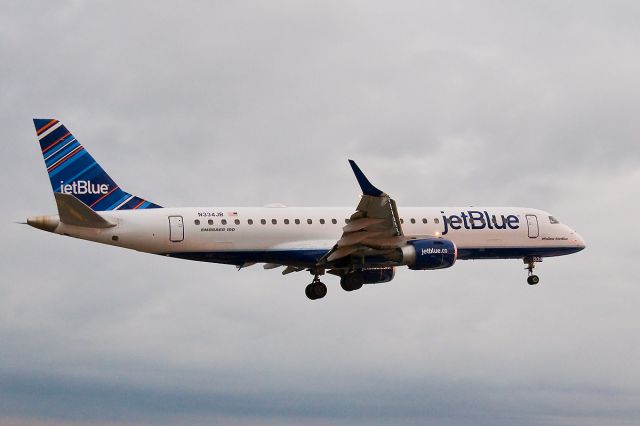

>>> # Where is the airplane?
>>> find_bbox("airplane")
[26,118,586,300]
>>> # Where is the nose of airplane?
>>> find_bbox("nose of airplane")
[573,231,586,251]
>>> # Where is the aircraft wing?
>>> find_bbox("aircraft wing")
[320,160,407,266]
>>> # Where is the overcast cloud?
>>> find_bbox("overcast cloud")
[1,1,639,425]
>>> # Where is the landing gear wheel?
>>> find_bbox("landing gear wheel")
[305,284,315,299]
[527,275,540,285]
[523,256,542,286]
[340,273,364,292]
[305,281,327,300]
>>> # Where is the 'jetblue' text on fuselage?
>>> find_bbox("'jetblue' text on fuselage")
[441,210,519,235]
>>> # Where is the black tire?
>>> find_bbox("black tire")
[340,273,364,292]
[351,279,364,291]
[340,281,353,292]
[312,282,328,299]
[305,284,317,300]
[340,276,354,292]
[527,275,540,285]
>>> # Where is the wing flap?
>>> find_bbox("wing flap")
[342,217,384,233]
[337,230,383,247]
[327,246,361,262]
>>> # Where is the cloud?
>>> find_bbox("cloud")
[1,1,639,425]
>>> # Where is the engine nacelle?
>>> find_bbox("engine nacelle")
[401,238,457,270]
[340,267,395,291]
[360,267,396,284]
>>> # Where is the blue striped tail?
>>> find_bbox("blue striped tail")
[33,119,162,211]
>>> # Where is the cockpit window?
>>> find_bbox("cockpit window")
[549,216,560,224]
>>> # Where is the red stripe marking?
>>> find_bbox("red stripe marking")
[132,199,146,210]
[47,146,84,172]
[37,119,58,135]
[42,131,71,154]
[90,185,120,207]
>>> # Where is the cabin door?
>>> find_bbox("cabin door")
[169,216,184,242]
[526,214,539,238]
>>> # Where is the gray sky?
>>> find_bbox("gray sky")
[2,1,639,425]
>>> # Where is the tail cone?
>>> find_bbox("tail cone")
[27,215,59,232]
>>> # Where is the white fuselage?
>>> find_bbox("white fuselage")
[48,206,586,266]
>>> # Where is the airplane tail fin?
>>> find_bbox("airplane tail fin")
[32,119,162,211]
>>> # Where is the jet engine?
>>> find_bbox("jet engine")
[401,238,457,270]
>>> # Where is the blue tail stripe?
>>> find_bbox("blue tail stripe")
[39,125,68,150]
[49,149,89,178]
[54,161,98,192]
[118,196,143,210]
[43,135,76,160]
[106,193,131,210]
[33,118,161,211]
[34,118,53,130]
[45,140,80,167]
[91,189,125,210]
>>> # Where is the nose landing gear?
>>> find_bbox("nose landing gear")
[524,256,541,285]
[305,273,327,300]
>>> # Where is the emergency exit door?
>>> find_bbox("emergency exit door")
[169,216,184,242]
[526,215,539,238]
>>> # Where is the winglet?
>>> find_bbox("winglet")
[348,160,384,197]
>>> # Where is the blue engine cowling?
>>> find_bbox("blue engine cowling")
[401,238,457,270]
[361,267,395,284]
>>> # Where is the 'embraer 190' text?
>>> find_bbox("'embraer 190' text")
[59,180,109,195]
[442,210,519,235]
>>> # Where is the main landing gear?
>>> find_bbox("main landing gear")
[305,274,327,300]
[524,256,540,285]
[340,272,364,292]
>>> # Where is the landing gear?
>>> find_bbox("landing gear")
[524,256,541,285]
[305,274,327,300]
[340,272,364,292]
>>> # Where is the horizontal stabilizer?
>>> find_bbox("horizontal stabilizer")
[54,192,116,228]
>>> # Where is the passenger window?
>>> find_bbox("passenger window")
[320,219,325,224]
[307,219,312,224]
[272,219,277,225]
[284,219,290,224]
[261,219,266,225]
[410,218,416,224]
[208,219,213,225]
[434,218,440,224]
[345,219,349,224]
[234,219,240,225]
[332,218,337,224]
[194,219,200,225]
[248,219,254,225]
[295,219,300,225]
[400,218,404,224]
[221,219,227,225]
[422,218,427,224]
